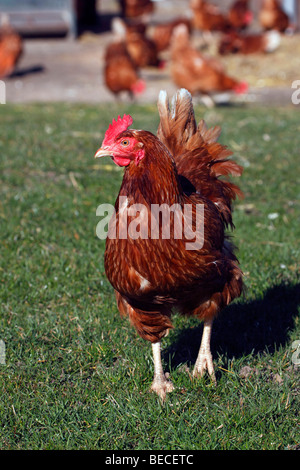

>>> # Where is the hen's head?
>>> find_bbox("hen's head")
[95,114,145,167]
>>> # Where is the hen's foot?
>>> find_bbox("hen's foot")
[151,375,174,400]
[151,342,174,400]
[193,319,217,385]
[192,349,216,384]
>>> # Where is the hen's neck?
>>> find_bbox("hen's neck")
[118,132,182,207]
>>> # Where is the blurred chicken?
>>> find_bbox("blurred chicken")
[0,15,23,79]
[219,30,281,55]
[119,0,154,19]
[112,17,161,68]
[104,40,145,99]
[171,25,248,105]
[190,0,231,33]
[118,19,147,36]
[228,0,253,30]
[151,17,192,52]
[259,0,289,32]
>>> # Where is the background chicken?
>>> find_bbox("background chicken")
[119,0,154,19]
[259,0,290,32]
[218,30,281,55]
[104,40,146,99]
[112,17,161,68]
[170,25,248,104]
[151,17,192,53]
[228,0,253,30]
[94,88,243,399]
[0,15,23,79]
[190,0,231,33]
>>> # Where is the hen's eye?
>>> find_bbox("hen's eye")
[121,140,130,146]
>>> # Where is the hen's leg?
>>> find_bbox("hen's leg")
[193,319,216,384]
[150,342,174,400]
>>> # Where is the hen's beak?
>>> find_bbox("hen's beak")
[94,147,113,158]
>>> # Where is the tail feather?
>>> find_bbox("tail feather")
[157,89,243,227]
[264,30,281,53]
[197,119,221,144]
[157,88,200,156]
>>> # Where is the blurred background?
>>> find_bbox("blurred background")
[0,0,299,105]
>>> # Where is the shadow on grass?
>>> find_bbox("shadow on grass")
[163,282,300,369]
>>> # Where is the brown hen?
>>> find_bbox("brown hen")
[259,0,289,32]
[112,17,161,68]
[0,17,23,79]
[190,0,231,32]
[119,0,154,19]
[228,0,253,30]
[104,40,145,99]
[170,25,248,103]
[219,30,281,55]
[94,89,244,399]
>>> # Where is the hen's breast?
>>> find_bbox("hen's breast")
[104,192,225,305]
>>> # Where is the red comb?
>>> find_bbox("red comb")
[244,10,253,24]
[102,114,133,146]
[130,79,146,95]
[234,81,248,95]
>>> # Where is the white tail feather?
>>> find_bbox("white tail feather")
[264,30,281,52]
[111,17,127,39]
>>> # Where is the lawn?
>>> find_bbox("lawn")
[0,101,299,450]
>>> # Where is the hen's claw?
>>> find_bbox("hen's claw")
[192,319,216,385]
[192,349,216,384]
[151,375,174,400]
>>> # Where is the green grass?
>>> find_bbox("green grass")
[0,102,299,450]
